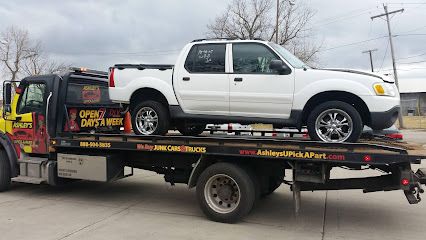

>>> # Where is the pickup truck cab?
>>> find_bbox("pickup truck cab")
[108,38,400,142]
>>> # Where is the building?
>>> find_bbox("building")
[398,78,426,116]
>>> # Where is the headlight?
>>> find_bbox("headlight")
[373,83,396,97]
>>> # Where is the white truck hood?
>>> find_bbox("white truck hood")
[321,68,395,83]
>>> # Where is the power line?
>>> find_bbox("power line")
[313,6,378,24]
[47,49,181,56]
[320,35,387,52]
[379,39,390,71]
[398,60,426,65]
[397,52,426,60]
[305,6,379,30]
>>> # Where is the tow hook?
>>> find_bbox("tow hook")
[404,183,424,204]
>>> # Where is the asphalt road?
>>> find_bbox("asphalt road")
[1,132,426,240]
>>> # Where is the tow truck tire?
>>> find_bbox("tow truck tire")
[307,101,362,143]
[196,163,256,223]
[0,150,11,192]
[131,101,170,135]
[261,176,282,197]
[176,124,206,136]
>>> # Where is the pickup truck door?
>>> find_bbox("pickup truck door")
[9,80,50,154]
[229,43,294,119]
[174,43,229,115]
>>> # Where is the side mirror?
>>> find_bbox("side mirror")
[3,82,12,115]
[269,60,291,75]
[4,83,12,105]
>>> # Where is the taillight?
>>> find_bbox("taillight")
[227,123,232,133]
[386,133,403,140]
[363,155,372,162]
[401,178,410,186]
[109,67,115,87]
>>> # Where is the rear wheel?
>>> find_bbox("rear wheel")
[177,124,206,136]
[196,163,256,223]
[0,150,11,192]
[131,101,170,135]
[307,101,362,143]
[261,176,282,197]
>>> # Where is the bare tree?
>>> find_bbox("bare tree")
[22,42,69,76]
[207,0,321,64]
[0,26,69,82]
[0,26,36,82]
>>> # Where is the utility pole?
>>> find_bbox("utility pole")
[276,0,279,43]
[371,4,404,128]
[362,49,378,72]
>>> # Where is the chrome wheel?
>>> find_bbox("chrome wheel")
[204,174,241,214]
[135,107,158,135]
[315,109,353,142]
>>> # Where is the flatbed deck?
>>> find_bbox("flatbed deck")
[51,133,425,165]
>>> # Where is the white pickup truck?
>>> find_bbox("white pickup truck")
[108,38,400,143]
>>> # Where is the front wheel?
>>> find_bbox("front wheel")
[0,150,11,192]
[307,101,362,143]
[176,124,206,136]
[131,101,170,135]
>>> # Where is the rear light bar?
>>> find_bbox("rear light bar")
[109,67,115,87]
[385,133,403,140]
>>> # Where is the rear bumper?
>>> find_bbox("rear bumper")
[369,106,400,130]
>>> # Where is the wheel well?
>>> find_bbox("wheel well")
[302,91,371,125]
[129,88,169,111]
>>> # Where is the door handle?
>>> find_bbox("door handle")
[234,77,243,82]
[183,77,190,81]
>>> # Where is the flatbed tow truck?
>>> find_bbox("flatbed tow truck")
[1,68,426,223]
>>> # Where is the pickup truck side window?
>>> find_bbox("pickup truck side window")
[233,43,280,74]
[184,44,226,73]
[17,83,46,114]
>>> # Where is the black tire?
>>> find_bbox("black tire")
[196,163,256,223]
[176,124,206,136]
[261,176,282,197]
[0,150,11,192]
[131,100,170,135]
[307,101,363,143]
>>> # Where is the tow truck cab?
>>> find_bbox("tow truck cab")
[0,68,124,184]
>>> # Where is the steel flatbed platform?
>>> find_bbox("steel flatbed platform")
[51,133,424,165]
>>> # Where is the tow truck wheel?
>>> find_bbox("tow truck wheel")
[0,150,11,192]
[261,176,282,197]
[196,163,256,223]
[176,124,206,136]
[131,101,170,135]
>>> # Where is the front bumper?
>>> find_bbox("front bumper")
[369,106,400,130]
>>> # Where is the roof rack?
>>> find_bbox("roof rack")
[191,37,241,42]
[191,37,267,43]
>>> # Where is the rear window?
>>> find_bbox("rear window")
[66,80,112,105]
[184,44,226,73]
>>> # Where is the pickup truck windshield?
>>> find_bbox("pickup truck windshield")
[268,42,309,69]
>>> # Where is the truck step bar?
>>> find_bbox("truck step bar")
[12,176,45,184]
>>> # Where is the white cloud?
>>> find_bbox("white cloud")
[1,0,425,84]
